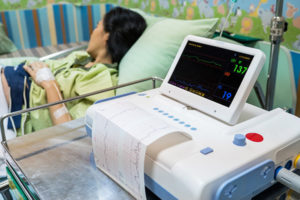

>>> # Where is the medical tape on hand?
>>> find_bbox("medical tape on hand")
[53,106,69,120]
[35,68,55,84]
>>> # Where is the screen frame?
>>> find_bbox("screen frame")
[159,35,266,125]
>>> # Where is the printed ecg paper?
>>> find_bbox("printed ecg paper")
[92,100,178,199]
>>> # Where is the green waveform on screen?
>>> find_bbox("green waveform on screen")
[183,54,222,67]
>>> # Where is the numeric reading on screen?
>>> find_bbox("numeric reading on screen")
[168,41,254,107]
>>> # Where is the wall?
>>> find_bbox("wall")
[0,0,300,52]
[0,4,115,49]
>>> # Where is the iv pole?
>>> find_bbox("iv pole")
[265,0,286,110]
[220,0,287,111]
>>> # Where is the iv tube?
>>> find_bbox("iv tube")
[220,0,237,37]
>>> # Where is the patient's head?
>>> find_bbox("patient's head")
[87,7,146,64]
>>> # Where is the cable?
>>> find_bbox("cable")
[21,77,28,136]
[8,98,17,136]
[7,86,17,135]
[275,167,300,193]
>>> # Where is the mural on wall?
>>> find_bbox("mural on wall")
[0,0,300,51]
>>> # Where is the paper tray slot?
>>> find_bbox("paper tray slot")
[146,132,194,169]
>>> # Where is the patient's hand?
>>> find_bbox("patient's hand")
[24,62,55,88]
[24,62,71,124]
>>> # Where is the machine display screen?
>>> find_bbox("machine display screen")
[168,41,254,107]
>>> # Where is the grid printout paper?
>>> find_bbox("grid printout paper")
[92,100,178,199]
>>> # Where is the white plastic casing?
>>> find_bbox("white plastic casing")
[88,89,300,199]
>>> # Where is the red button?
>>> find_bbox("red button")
[246,133,264,142]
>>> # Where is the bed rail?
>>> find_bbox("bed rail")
[39,44,88,61]
[0,77,163,143]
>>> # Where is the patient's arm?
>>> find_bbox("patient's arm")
[296,78,300,117]
[40,80,72,124]
[24,62,72,125]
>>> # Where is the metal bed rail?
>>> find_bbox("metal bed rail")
[0,76,163,143]
[39,44,88,61]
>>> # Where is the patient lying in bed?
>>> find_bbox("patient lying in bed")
[0,7,146,137]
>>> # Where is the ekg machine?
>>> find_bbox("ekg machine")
[86,35,300,200]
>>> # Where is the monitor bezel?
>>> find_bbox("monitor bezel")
[159,35,266,125]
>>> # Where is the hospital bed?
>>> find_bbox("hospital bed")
[1,35,300,199]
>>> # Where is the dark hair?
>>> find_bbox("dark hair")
[103,7,146,63]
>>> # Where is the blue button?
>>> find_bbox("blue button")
[173,118,179,121]
[153,107,159,110]
[233,134,246,146]
[191,127,197,131]
[200,147,214,155]
[163,113,168,115]
[179,121,185,124]
[168,116,174,118]
[158,110,163,113]
[184,124,191,127]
